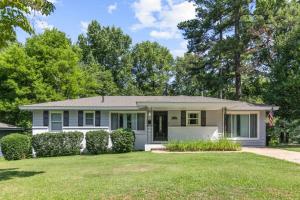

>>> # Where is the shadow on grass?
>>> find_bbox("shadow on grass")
[0,168,44,181]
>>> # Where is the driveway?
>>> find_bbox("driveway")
[243,147,300,164]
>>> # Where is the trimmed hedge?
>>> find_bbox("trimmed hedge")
[111,128,135,153]
[166,139,241,151]
[0,133,31,160]
[32,132,83,157]
[86,130,109,154]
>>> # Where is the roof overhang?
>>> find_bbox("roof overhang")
[19,106,146,111]
[20,102,279,111]
[136,102,279,111]
[0,127,23,130]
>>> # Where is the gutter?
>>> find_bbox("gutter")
[19,106,146,111]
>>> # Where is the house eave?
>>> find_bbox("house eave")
[19,106,145,111]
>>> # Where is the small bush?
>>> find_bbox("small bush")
[0,133,31,160]
[32,132,83,157]
[111,128,135,153]
[86,130,109,154]
[269,137,280,146]
[166,139,241,151]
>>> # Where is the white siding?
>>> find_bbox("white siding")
[32,110,43,126]
[31,109,267,152]
[168,111,181,126]
[206,110,223,134]
[69,110,78,126]
[101,111,109,127]
[169,127,219,140]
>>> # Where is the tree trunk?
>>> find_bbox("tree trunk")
[219,16,223,99]
[234,4,242,100]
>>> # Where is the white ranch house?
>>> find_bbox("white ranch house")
[20,96,278,151]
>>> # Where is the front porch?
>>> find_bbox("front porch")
[144,108,224,150]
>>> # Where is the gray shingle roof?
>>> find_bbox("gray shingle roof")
[20,96,235,107]
[19,96,277,111]
[0,122,22,130]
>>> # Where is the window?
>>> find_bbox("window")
[50,112,62,131]
[187,111,200,126]
[225,113,258,138]
[111,112,145,131]
[84,111,94,126]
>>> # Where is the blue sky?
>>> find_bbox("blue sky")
[17,0,196,57]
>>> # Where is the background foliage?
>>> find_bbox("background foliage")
[0,0,299,143]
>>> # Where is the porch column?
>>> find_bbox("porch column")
[146,108,153,143]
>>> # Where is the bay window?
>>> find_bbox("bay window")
[225,113,258,138]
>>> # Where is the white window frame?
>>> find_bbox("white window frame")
[84,111,95,126]
[224,111,260,140]
[50,111,63,132]
[186,111,201,126]
[109,111,147,132]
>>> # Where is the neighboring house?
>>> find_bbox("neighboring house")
[0,122,23,156]
[19,96,278,150]
[0,122,23,137]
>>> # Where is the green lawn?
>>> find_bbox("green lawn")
[273,145,300,152]
[0,152,300,200]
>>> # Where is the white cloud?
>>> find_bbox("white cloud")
[131,0,196,40]
[108,3,117,14]
[171,40,188,57]
[160,1,195,30]
[180,40,187,49]
[132,0,162,30]
[35,20,54,30]
[171,49,186,57]
[48,0,58,4]
[150,30,179,39]
[80,21,90,33]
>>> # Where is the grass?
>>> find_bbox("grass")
[0,152,300,200]
[166,139,241,151]
[273,145,300,152]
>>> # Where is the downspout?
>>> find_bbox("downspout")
[222,107,227,138]
[222,107,224,138]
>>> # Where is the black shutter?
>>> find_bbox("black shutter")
[43,110,49,126]
[201,110,206,126]
[95,111,101,126]
[181,111,186,126]
[63,111,69,126]
[78,111,83,126]
[119,114,124,128]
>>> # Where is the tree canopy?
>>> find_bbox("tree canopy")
[0,0,299,139]
[131,41,173,95]
[0,0,55,48]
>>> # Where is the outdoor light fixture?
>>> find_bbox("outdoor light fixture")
[147,111,152,125]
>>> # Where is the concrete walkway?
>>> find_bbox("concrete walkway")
[242,147,300,164]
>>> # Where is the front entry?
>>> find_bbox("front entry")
[153,111,168,141]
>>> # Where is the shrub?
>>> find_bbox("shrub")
[111,128,135,153]
[0,133,31,160]
[166,139,241,151]
[86,130,109,154]
[269,137,280,146]
[32,132,83,157]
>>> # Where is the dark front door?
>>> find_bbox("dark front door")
[153,111,168,141]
